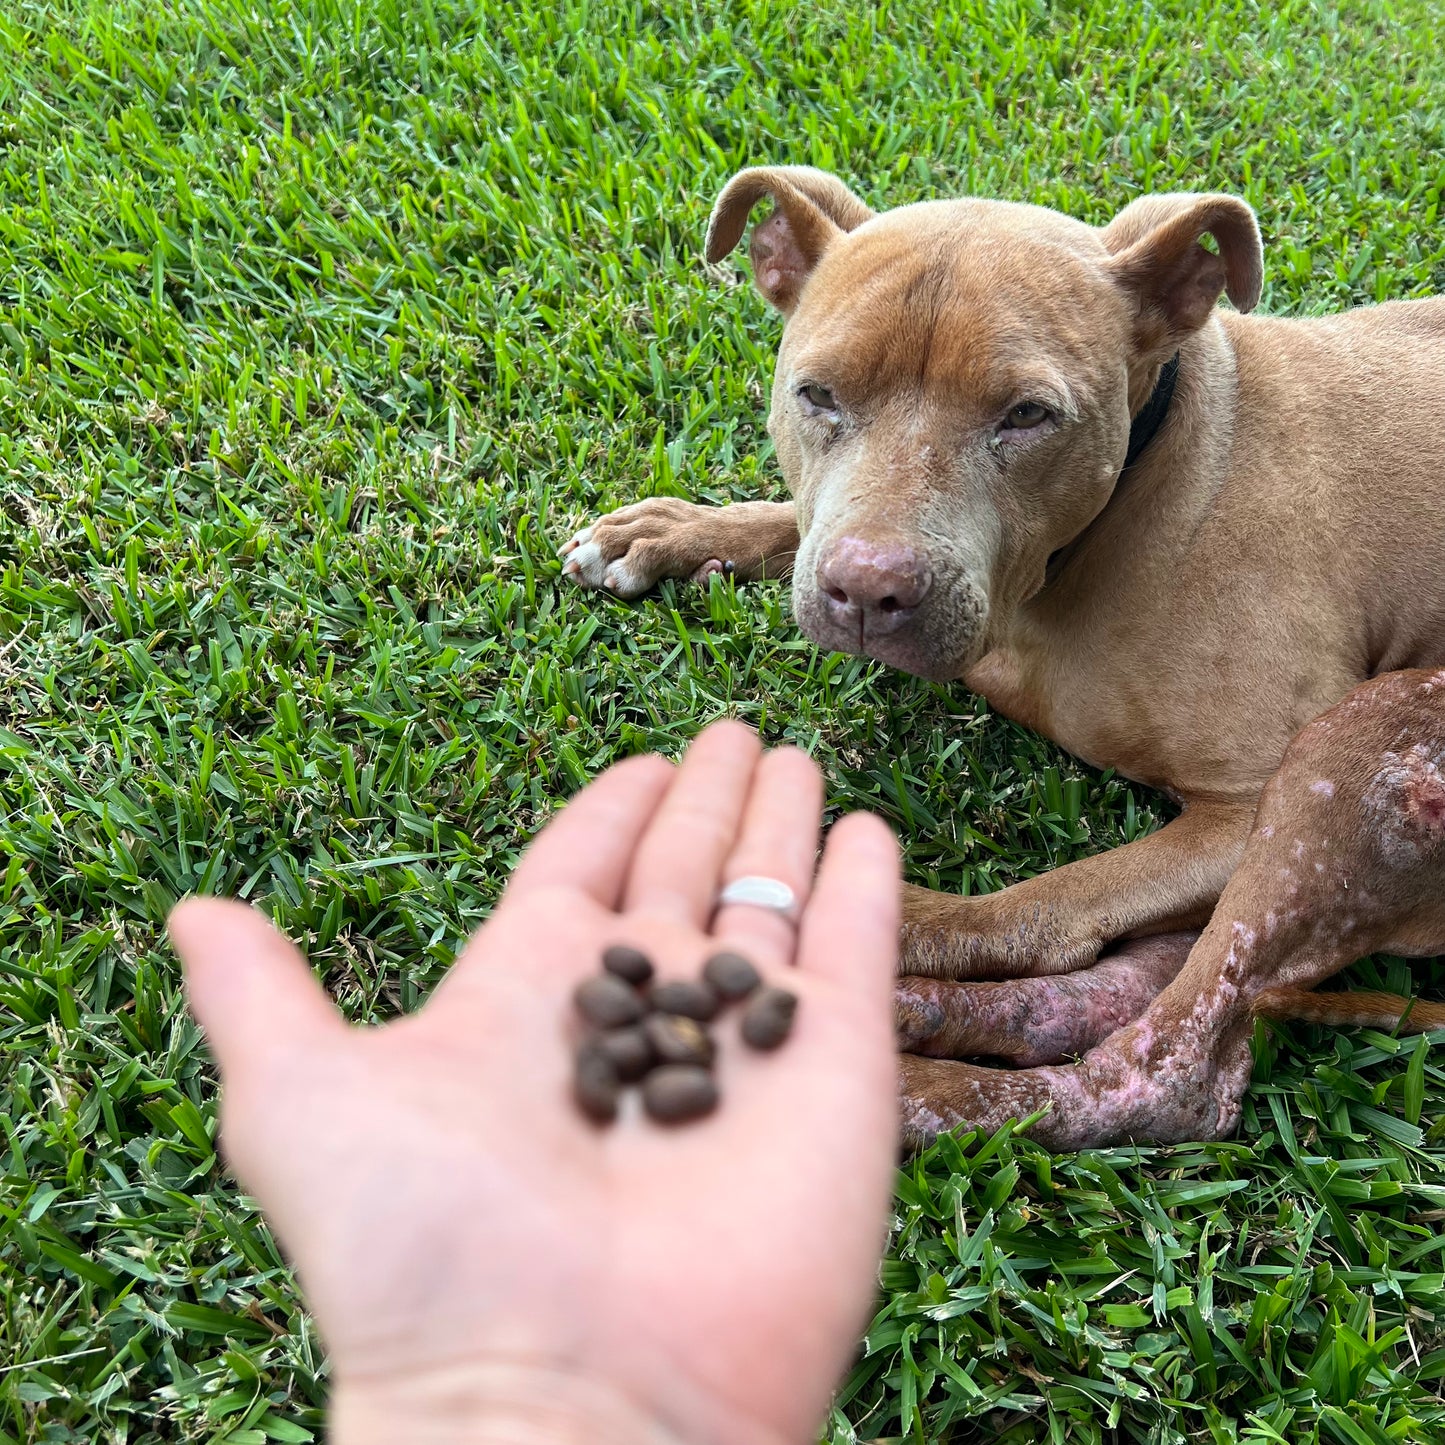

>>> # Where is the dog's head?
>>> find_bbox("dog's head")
[706,167,1262,680]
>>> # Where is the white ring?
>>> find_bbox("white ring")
[717,875,798,920]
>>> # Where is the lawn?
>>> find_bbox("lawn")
[3,0,1445,1439]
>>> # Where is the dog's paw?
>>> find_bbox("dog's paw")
[560,498,723,599]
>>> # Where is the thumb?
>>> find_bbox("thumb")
[169,896,347,1083]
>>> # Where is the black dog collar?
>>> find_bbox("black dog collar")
[1121,351,1180,472]
[1042,352,1180,588]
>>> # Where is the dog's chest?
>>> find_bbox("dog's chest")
[967,639,1291,803]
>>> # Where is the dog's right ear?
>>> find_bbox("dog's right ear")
[705,167,874,314]
[1102,193,1263,353]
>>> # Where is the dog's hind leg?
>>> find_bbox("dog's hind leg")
[898,800,1254,981]
[898,669,1445,1149]
[894,932,1198,1065]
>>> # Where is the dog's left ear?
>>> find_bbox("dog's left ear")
[1102,193,1263,349]
[705,166,874,314]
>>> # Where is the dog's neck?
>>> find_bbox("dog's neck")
[1042,352,1181,588]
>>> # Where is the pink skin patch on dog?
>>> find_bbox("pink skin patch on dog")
[894,935,1196,1067]
[899,1008,1254,1150]
[897,924,1260,1149]
[1310,779,1336,797]
[1365,743,1445,859]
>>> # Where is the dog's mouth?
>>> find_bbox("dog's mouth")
[792,581,987,682]
[864,631,987,683]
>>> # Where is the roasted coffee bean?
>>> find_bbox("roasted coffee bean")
[702,950,762,1000]
[602,944,655,987]
[573,1042,620,1123]
[650,979,720,1021]
[598,1026,654,1082]
[740,987,798,1050]
[574,974,647,1029]
[643,1013,715,1068]
[643,1065,720,1123]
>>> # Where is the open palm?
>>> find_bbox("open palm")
[170,722,901,1445]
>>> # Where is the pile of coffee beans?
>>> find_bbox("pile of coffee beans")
[572,944,799,1125]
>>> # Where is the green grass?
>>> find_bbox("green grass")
[2,0,1444,1439]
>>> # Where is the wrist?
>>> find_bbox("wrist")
[330,1359,696,1445]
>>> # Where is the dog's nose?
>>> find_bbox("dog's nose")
[817,536,932,635]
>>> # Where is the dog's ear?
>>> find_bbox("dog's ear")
[705,167,874,314]
[1102,193,1262,348]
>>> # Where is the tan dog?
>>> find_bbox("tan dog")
[561,167,1445,1147]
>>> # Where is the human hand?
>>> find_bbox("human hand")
[169,722,901,1445]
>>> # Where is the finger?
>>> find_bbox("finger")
[622,719,762,926]
[169,897,347,1080]
[710,746,823,970]
[421,879,610,1020]
[796,812,900,998]
[506,753,675,909]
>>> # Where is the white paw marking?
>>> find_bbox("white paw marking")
[565,539,609,588]
[602,557,649,598]
[562,535,653,597]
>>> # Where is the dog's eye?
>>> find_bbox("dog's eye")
[1003,402,1049,430]
[798,382,837,415]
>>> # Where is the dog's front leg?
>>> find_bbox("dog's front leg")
[562,499,799,597]
[898,975,1258,1150]
[898,889,1278,1149]
[899,800,1254,980]
[894,931,1199,1066]
[899,669,1445,1149]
